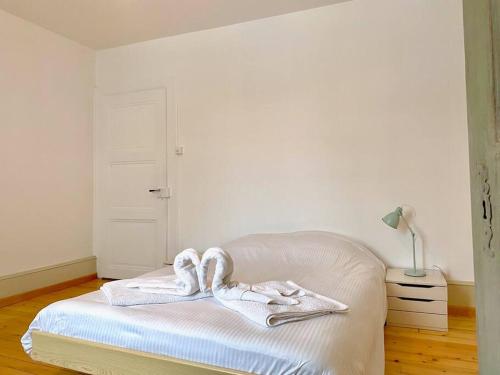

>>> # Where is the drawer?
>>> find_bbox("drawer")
[386,282,447,301]
[387,310,448,331]
[388,296,447,314]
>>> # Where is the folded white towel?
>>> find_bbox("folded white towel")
[127,248,202,296]
[100,279,212,306]
[101,248,212,306]
[218,280,349,327]
[198,247,299,305]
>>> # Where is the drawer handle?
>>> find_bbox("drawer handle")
[397,283,434,288]
[397,297,433,302]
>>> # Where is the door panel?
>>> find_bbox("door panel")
[95,89,167,279]
[463,0,500,372]
[108,221,158,267]
[109,163,156,207]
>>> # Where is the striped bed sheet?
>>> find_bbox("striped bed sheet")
[22,231,387,375]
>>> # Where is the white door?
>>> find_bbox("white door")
[95,89,168,279]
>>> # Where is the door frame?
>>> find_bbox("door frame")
[463,0,500,372]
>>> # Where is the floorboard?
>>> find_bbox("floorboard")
[0,279,477,374]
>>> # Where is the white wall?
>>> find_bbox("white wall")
[96,0,473,281]
[0,10,95,276]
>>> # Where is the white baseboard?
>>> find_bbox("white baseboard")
[0,256,97,299]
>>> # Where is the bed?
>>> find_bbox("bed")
[22,231,387,375]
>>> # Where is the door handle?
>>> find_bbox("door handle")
[148,187,171,199]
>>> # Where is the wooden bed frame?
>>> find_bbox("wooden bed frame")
[31,331,247,375]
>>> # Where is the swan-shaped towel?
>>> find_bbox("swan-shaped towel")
[198,247,301,305]
[127,248,202,296]
[100,248,212,306]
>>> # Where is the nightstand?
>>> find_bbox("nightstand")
[386,268,448,331]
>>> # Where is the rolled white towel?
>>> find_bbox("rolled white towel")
[198,247,233,293]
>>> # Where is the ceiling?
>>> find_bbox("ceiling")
[0,0,346,50]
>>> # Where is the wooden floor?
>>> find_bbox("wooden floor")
[0,279,477,375]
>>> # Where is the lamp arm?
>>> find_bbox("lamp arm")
[400,215,417,272]
[400,215,415,236]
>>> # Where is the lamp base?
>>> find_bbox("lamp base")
[404,268,426,277]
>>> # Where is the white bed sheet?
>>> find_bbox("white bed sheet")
[22,231,387,375]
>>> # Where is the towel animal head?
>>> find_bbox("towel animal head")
[174,248,201,273]
[173,248,202,295]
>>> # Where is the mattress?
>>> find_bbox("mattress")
[22,231,387,375]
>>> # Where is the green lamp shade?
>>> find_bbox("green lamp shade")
[382,207,403,229]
